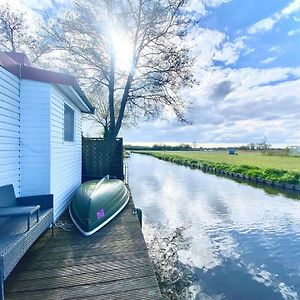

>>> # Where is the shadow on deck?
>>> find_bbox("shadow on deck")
[4,198,162,300]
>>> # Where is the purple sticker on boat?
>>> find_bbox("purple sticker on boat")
[96,209,105,220]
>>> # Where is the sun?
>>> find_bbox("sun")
[110,29,134,72]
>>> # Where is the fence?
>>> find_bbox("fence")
[82,137,124,182]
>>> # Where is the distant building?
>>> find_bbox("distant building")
[288,146,300,156]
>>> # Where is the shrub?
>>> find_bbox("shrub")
[137,151,300,186]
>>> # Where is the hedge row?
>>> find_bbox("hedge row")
[137,151,300,185]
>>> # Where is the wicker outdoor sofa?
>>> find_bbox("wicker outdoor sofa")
[0,184,53,300]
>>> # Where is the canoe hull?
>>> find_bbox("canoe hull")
[69,178,129,236]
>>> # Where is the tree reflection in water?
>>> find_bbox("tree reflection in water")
[145,224,197,299]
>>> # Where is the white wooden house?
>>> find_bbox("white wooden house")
[0,52,94,220]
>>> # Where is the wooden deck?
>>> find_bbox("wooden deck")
[5,197,162,300]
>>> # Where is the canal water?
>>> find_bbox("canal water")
[127,153,300,300]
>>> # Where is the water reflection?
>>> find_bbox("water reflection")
[224,176,300,200]
[128,154,300,300]
[145,224,195,299]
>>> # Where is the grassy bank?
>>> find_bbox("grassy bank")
[136,151,300,186]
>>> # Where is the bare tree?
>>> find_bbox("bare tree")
[0,4,50,64]
[45,0,194,142]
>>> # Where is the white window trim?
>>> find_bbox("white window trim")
[63,103,75,144]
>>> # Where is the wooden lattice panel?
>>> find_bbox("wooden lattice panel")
[82,137,124,182]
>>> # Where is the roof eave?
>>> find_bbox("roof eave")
[0,52,94,114]
[55,84,94,114]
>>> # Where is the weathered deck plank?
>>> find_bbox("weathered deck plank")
[4,197,162,300]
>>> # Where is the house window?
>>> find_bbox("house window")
[64,104,75,142]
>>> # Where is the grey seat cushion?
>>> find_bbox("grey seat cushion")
[0,211,43,239]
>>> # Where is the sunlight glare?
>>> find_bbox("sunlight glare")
[110,29,134,72]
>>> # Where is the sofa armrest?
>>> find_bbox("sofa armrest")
[0,206,40,217]
[16,194,53,209]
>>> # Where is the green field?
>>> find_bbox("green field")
[138,151,300,185]
[155,151,300,172]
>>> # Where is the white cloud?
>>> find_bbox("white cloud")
[0,0,32,13]
[202,0,231,6]
[11,0,70,11]
[281,0,300,15]
[248,0,300,34]
[268,46,281,53]
[185,0,232,15]
[186,28,248,67]
[124,66,300,144]
[19,0,53,10]
[186,27,225,68]
[243,48,255,56]
[123,1,300,145]
[288,28,300,36]
[248,17,278,34]
[213,37,246,65]
[0,0,69,18]
[185,0,206,15]
[260,56,277,64]
[193,67,300,143]
[293,16,300,22]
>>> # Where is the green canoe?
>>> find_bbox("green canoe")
[69,177,129,236]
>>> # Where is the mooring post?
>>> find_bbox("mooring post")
[133,208,142,227]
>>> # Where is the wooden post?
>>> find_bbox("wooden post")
[0,268,4,300]
[27,216,30,231]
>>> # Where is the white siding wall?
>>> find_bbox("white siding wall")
[0,72,82,218]
[20,80,51,196]
[0,66,21,195]
[50,86,82,220]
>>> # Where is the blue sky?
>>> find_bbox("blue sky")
[202,0,300,68]
[2,0,300,146]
